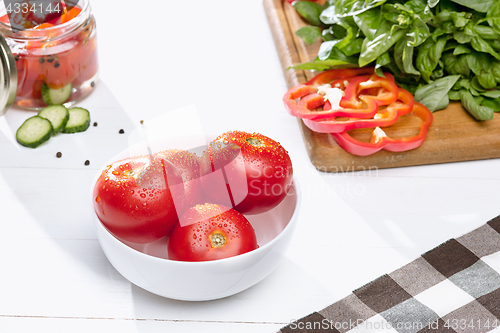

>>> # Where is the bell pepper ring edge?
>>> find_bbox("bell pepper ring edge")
[302,88,415,133]
[283,72,399,120]
[330,102,434,156]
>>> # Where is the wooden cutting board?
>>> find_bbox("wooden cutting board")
[264,0,500,172]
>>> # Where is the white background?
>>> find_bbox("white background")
[1,0,499,332]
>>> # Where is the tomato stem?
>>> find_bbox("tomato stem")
[245,137,263,147]
[210,232,226,248]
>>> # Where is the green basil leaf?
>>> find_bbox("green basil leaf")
[394,37,421,77]
[466,53,485,75]
[319,42,359,63]
[353,7,383,40]
[290,59,355,71]
[486,1,500,35]
[458,78,471,90]
[471,35,500,60]
[322,25,347,40]
[459,89,494,120]
[408,17,430,46]
[471,76,487,92]
[435,9,452,23]
[482,90,500,98]
[474,25,499,40]
[416,36,447,82]
[428,0,440,8]
[453,44,472,55]
[492,61,500,82]
[414,75,460,111]
[293,1,324,26]
[340,38,364,56]
[336,25,359,51]
[375,51,391,77]
[359,23,406,67]
[481,97,500,111]
[470,87,481,97]
[448,90,461,100]
[478,71,497,89]
[450,12,470,28]
[332,0,387,18]
[432,21,457,40]
[450,0,493,13]
[295,26,323,45]
[454,31,472,44]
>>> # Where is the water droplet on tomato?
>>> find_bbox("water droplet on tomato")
[129,190,134,195]
[112,170,119,175]
[140,193,146,198]
[95,196,101,203]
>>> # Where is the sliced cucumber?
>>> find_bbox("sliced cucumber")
[16,116,53,148]
[37,105,69,133]
[42,83,72,105]
[63,107,90,133]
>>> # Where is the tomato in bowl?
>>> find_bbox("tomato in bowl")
[90,133,301,301]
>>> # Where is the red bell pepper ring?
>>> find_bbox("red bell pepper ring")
[303,88,414,133]
[330,102,433,156]
[283,72,399,120]
[305,67,375,87]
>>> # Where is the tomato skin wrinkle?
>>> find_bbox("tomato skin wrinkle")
[168,203,258,262]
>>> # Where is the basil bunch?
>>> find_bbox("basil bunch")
[293,0,500,120]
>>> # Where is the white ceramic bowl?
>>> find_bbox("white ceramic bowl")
[90,143,301,301]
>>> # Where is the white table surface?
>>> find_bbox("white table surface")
[1,1,499,332]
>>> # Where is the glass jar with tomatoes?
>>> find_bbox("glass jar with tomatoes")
[0,0,98,110]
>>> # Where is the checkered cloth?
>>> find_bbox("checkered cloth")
[280,216,500,333]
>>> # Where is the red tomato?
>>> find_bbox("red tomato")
[154,149,207,212]
[200,131,293,215]
[167,203,258,261]
[93,155,184,244]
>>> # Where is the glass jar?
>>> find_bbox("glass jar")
[0,0,98,111]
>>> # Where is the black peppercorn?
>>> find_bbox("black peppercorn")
[119,129,124,134]
[39,57,45,64]
[91,81,95,88]
[54,62,60,68]
[84,160,90,166]
[93,122,98,127]
[56,152,62,158]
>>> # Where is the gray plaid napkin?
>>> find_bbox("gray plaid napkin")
[280,216,500,333]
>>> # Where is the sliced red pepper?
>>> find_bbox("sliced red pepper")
[284,72,399,120]
[305,67,375,86]
[302,88,414,133]
[330,102,433,156]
